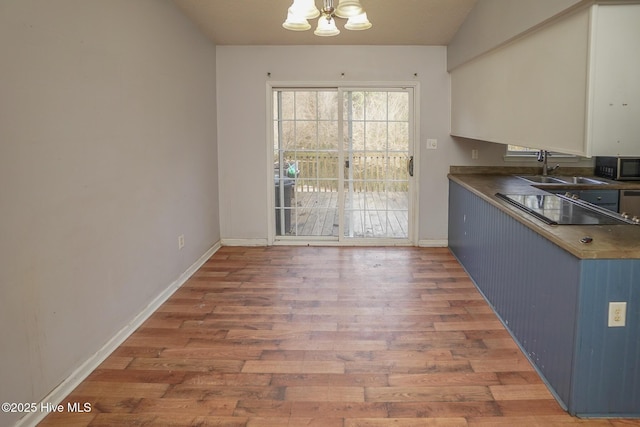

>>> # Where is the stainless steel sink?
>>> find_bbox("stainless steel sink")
[517,175,566,184]
[516,175,609,185]
[561,176,607,185]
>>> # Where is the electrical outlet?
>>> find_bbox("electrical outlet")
[426,139,437,149]
[471,149,479,160]
[178,234,185,250]
[608,302,626,327]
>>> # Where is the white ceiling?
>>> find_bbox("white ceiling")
[173,0,477,46]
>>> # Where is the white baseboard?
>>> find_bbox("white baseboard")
[418,239,448,247]
[221,238,268,246]
[16,241,221,427]
[222,238,448,248]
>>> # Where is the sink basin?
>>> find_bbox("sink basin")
[560,176,607,185]
[517,175,566,184]
[516,175,609,185]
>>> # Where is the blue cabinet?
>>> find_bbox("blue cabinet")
[448,180,640,417]
[576,190,618,212]
[549,189,619,212]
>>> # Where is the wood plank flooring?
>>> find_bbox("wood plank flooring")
[38,247,640,426]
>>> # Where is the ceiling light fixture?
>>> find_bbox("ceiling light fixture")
[282,0,372,37]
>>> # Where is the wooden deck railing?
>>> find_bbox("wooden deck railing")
[283,152,409,192]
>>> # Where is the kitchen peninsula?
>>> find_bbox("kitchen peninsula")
[448,170,640,418]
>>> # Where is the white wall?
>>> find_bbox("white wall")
[216,46,491,244]
[0,1,218,425]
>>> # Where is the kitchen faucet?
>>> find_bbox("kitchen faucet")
[537,150,560,176]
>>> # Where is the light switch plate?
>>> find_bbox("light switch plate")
[426,139,437,149]
[608,302,627,327]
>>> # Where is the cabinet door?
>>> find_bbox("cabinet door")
[577,190,619,212]
[450,9,590,155]
[588,4,640,156]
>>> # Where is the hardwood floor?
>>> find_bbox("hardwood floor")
[38,247,640,426]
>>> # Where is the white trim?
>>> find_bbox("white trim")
[266,82,276,245]
[503,145,585,163]
[409,85,420,245]
[267,80,420,89]
[503,153,583,163]
[221,238,268,246]
[418,239,448,248]
[16,242,221,427]
[585,3,598,158]
[274,238,414,247]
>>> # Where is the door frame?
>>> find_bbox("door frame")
[266,81,420,246]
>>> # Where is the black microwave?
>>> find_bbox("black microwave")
[595,157,640,181]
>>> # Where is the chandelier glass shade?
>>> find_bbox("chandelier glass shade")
[282,0,371,36]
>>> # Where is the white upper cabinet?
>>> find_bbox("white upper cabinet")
[587,4,640,156]
[451,3,640,157]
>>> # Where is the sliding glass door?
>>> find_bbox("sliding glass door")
[273,87,414,242]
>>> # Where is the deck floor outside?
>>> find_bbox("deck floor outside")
[279,190,409,239]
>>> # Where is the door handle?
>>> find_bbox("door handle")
[408,156,414,177]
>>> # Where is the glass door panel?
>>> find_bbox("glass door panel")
[274,89,339,238]
[342,90,411,240]
[274,88,412,241]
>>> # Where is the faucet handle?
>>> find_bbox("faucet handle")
[537,150,546,162]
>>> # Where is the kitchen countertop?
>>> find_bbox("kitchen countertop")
[448,169,640,260]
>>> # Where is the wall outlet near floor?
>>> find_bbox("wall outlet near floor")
[608,302,626,327]
[426,139,438,149]
[471,149,479,160]
[178,234,185,250]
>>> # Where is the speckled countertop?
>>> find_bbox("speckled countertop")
[448,167,640,260]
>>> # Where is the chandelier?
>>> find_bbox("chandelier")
[282,0,372,37]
